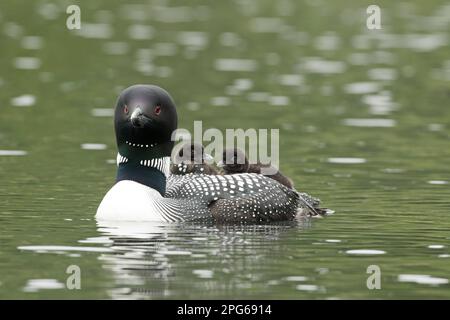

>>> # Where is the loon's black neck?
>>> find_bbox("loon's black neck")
[116,161,166,196]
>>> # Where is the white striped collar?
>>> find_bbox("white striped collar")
[116,153,171,177]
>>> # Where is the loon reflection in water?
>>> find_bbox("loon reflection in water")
[94,219,312,299]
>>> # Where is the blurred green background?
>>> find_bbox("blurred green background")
[1,0,450,299]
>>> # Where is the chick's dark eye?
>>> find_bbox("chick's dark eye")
[124,105,129,114]
[154,105,161,115]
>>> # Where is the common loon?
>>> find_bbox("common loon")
[170,142,218,175]
[96,84,324,222]
[219,148,294,189]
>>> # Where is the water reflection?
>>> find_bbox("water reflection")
[23,279,65,293]
[10,94,36,107]
[342,118,396,128]
[93,219,311,299]
[128,24,154,40]
[21,36,43,50]
[75,23,113,39]
[0,150,28,156]
[102,42,129,55]
[398,274,449,286]
[81,143,108,151]
[2,0,450,299]
[214,59,258,72]
[299,57,346,74]
[13,57,41,70]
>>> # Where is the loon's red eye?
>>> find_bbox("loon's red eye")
[124,105,129,114]
[154,105,161,115]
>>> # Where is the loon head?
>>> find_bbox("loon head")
[114,84,178,160]
[220,148,249,174]
[174,142,207,164]
[170,142,216,175]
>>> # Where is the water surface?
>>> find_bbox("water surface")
[1,0,450,299]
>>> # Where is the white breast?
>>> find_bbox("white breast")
[96,180,166,221]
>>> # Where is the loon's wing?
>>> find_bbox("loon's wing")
[164,173,301,222]
[152,196,211,222]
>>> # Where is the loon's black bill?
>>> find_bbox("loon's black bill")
[130,107,152,128]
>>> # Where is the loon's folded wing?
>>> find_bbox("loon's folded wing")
[165,173,300,222]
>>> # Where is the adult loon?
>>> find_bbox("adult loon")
[96,84,324,222]
[219,148,294,189]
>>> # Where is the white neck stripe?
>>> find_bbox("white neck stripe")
[116,153,171,177]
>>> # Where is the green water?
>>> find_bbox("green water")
[1,0,450,299]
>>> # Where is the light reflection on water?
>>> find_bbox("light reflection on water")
[1,0,450,299]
